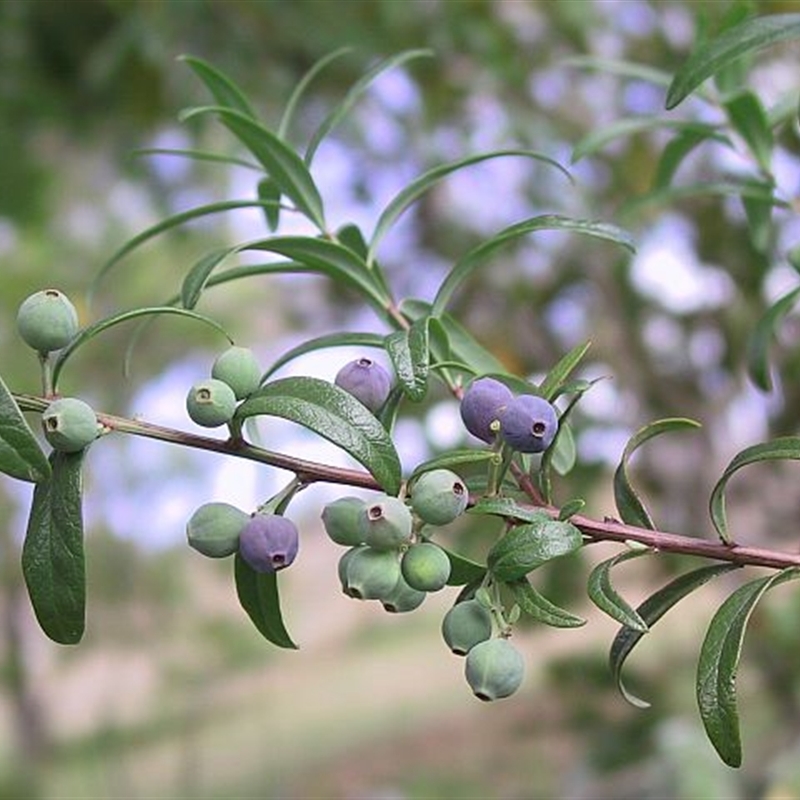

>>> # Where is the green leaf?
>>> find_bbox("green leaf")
[407,449,495,483]
[558,498,586,521]
[469,497,551,524]
[52,307,232,389]
[441,546,486,586]
[368,150,573,264]
[747,287,800,392]
[587,548,653,631]
[180,106,326,230]
[697,568,800,767]
[563,55,674,88]
[384,318,429,402]
[488,517,584,582]
[22,451,86,644]
[666,14,800,109]
[261,332,386,383]
[0,374,51,483]
[432,215,636,317]
[614,418,702,529]
[742,192,775,255]
[258,177,282,232]
[180,54,257,117]
[549,420,577,477]
[305,49,433,164]
[710,437,800,545]
[236,377,402,495]
[610,563,740,709]
[234,554,297,649]
[508,577,586,628]
[723,90,774,173]
[538,341,592,401]
[131,147,263,172]
[654,130,720,189]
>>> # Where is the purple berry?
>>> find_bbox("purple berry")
[238,514,299,573]
[460,377,514,442]
[334,358,392,413]
[500,394,558,453]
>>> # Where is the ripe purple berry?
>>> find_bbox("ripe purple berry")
[334,357,392,413]
[460,377,513,443]
[238,514,299,573]
[499,394,558,453]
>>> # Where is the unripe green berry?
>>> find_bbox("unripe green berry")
[358,495,413,551]
[41,398,98,453]
[401,542,451,592]
[381,573,427,613]
[186,502,249,558]
[410,469,468,526]
[464,638,525,701]
[211,346,262,400]
[441,599,493,656]
[342,546,400,600]
[16,289,80,354]
[186,378,237,428]
[321,496,367,546]
[337,546,367,593]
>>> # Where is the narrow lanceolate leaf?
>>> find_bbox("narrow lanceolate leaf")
[723,90,774,173]
[666,14,800,109]
[180,54,257,118]
[710,437,800,544]
[258,176,282,232]
[469,497,552,525]
[614,418,701,529]
[384,319,429,402]
[509,577,586,628]
[236,377,402,495]
[610,563,739,709]
[0,374,50,483]
[587,548,653,631]
[234,554,297,649]
[697,568,800,767]
[367,150,573,264]
[131,147,263,172]
[22,451,86,644]
[746,287,800,392]
[538,341,592,402]
[432,215,636,316]
[654,130,723,189]
[52,307,232,389]
[488,517,584,582]
[180,106,326,230]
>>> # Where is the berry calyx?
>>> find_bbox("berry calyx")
[186,378,237,428]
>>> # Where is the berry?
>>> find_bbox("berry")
[358,495,413,551]
[381,573,427,613]
[186,502,249,558]
[41,398,98,453]
[459,377,513,442]
[464,638,525,701]
[401,542,451,592]
[337,546,367,593]
[410,469,468,526]
[211,346,262,400]
[16,289,79,353]
[499,394,558,453]
[321,496,367,547]
[334,357,392,413]
[238,514,299,573]
[441,599,493,656]
[186,378,237,428]
[342,546,400,600]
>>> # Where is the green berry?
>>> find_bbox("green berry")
[358,495,413,551]
[186,502,249,558]
[211,346,261,400]
[401,542,451,592]
[41,398,98,452]
[342,546,400,600]
[16,289,80,353]
[464,638,525,701]
[381,573,427,613]
[321,496,367,546]
[441,599,493,656]
[410,469,468,526]
[337,546,367,593]
[186,378,237,428]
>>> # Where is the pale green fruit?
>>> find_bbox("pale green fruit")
[343,546,401,600]
[321,496,367,546]
[410,469,468,526]
[401,542,451,592]
[211,346,261,400]
[381,573,427,613]
[358,495,413,551]
[464,638,525,701]
[16,289,79,353]
[41,398,98,452]
[186,378,237,428]
[441,599,493,656]
[186,502,249,558]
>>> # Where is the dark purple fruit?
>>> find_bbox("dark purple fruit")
[238,514,299,573]
[499,394,558,453]
[334,357,392,413]
[460,377,513,442]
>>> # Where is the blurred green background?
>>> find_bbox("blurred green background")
[2,0,800,797]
